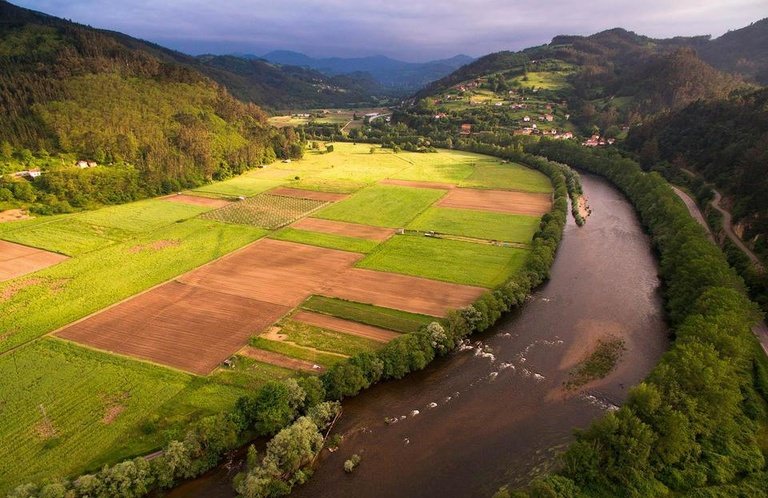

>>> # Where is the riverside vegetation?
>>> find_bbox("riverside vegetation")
[491,139,768,497]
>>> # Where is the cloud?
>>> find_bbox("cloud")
[14,0,768,60]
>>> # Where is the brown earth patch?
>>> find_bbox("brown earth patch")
[102,405,125,425]
[293,311,400,342]
[1,277,43,302]
[57,281,290,375]
[0,241,68,282]
[269,187,348,202]
[380,179,456,190]
[291,218,395,241]
[163,194,231,208]
[128,239,181,254]
[438,188,551,216]
[240,346,324,372]
[179,239,363,307]
[322,268,485,317]
[0,209,32,223]
[34,420,57,440]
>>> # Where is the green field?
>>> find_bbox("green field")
[409,207,540,243]
[278,319,385,357]
[358,235,529,287]
[249,337,346,368]
[0,218,266,353]
[301,296,433,333]
[460,162,552,192]
[200,193,326,228]
[316,185,445,227]
[269,227,378,253]
[0,142,551,492]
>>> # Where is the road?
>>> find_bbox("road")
[710,190,765,271]
[671,185,768,356]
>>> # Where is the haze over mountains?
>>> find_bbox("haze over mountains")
[254,51,475,91]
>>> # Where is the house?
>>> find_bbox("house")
[513,128,533,136]
[582,135,601,147]
[24,169,42,179]
[76,160,89,168]
[434,113,447,119]
[460,123,472,135]
[523,116,531,122]
[544,114,554,122]
[494,102,503,107]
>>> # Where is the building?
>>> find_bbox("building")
[460,123,472,135]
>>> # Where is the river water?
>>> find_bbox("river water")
[166,174,669,498]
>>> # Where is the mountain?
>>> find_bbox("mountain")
[698,18,768,84]
[194,55,383,109]
[416,27,750,123]
[0,0,301,210]
[258,50,474,91]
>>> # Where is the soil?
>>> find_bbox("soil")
[269,187,348,202]
[0,240,68,282]
[379,179,456,190]
[239,346,324,372]
[0,209,32,223]
[438,188,551,216]
[102,405,125,425]
[57,281,291,375]
[163,194,231,208]
[1,277,42,301]
[290,218,395,241]
[292,311,400,342]
[321,268,485,317]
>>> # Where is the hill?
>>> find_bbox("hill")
[260,50,474,92]
[0,0,302,212]
[194,55,384,109]
[698,18,768,84]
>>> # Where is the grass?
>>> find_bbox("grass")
[191,176,286,197]
[249,338,346,368]
[564,337,627,390]
[0,218,267,352]
[358,235,529,288]
[277,319,385,357]
[269,227,379,253]
[460,162,552,193]
[75,199,209,232]
[0,217,129,256]
[0,339,192,491]
[302,296,435,333]
[200,194,326,229]
[316,185,445,228]
[389,150,493,184]
[408,207,540,243]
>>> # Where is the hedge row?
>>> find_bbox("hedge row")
[505,139,768,497]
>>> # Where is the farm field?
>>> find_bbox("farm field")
[0,142,552,492]
[459,161,552,193]
[315,184,446,227]
[0,240,68,282]
[438,187,552,216]
[357,235,529,288]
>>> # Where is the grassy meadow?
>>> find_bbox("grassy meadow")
[0,142,552,491]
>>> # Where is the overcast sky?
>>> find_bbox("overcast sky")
[14,0,768,61]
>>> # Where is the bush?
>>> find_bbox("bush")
[343,454,361,473]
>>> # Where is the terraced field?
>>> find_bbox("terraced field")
[0,142,552,492]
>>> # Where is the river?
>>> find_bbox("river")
[165,174,669,498]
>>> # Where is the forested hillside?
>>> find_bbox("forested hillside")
[626,88,768,260]
[0,0,302,212]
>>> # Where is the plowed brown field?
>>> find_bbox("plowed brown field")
[438,188,551,216]
[293,311,400,342]
[163,194,231,208]
[0,240,68,282]
[323,268,485,317]
[291,218,395,241]
[58,281,290,375]
[179,239,363,307]
[240,346,324,372]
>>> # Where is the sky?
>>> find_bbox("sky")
[13,0,768,61]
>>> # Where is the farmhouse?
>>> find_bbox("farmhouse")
[460,123,472,135]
